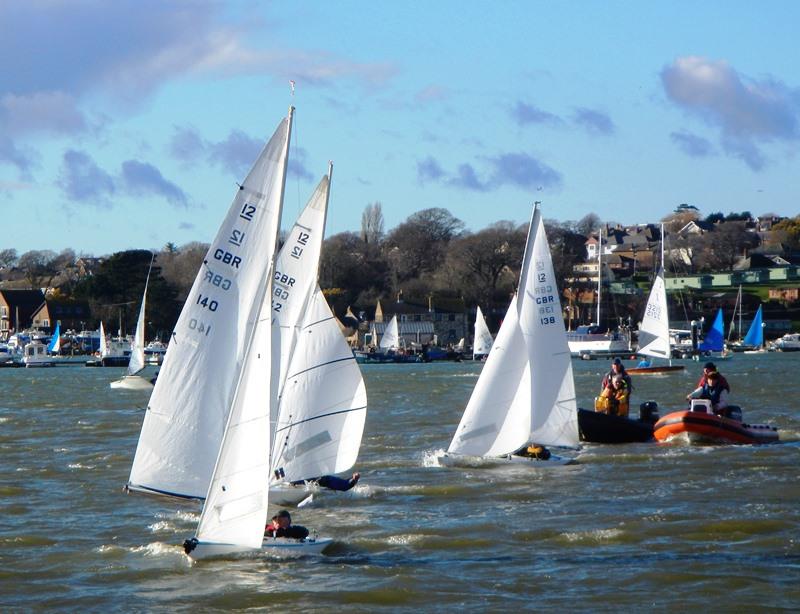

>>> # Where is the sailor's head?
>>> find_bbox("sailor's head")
[611,374,625,388]
[272,509,292,528]
[703,361,717,373]
[706,371,719,383]
[612,357,623,371]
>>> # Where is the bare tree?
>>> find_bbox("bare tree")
[0,248,17,268]
[17,250,58,288]
[360,202,384,245]
[573,213,601,237]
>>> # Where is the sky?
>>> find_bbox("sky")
[1,0,799,256]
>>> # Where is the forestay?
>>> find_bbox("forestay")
[127,113,292,500]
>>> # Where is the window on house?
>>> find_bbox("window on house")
[448,314,455,321]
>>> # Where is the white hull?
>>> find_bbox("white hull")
[438,452,574,468]
[110,375,154,390]
[187,536,333,560]
[269,482,318,506]
[567,336,630,356]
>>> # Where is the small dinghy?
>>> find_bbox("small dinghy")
[654,399,779,445]
[184,536,333,560]
[578,401,659,444]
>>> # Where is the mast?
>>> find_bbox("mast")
[596,228,602,327]
[661,223,671,367]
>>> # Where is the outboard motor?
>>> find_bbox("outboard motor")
[718,405,743,421]
[639,401,659,423]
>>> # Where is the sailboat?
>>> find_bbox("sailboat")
[354,313,420,363]
[110,257,154,390]
[472,306,493,360]
[628,226,684,375]
[268,166,368,506]
[47,322,61,355]
[85,320,130,367]
[566,227,631,357]
[440,203,579,467]
[127,107,330,559]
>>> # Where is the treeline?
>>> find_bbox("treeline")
[3,205,799,338]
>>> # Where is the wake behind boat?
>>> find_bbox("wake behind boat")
[654,399,779,445]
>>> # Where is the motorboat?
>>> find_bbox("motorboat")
[22,341,55,368]
[654,399,779,445]
[577,401,659,444]
[771,333,800,352]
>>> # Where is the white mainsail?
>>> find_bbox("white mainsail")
[473,306,493,357]
[127,111,293,500]
[636,267,671,360]
[448,204,578,456]
[126,260,152,376]
[99,322,108,357]
[379,315,399,350]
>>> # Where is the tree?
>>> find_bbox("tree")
[438,221,526,314]
[661,209,700,234]
[0,248,17,268]
[319,231,390,312]
[17,250,58,288]
[360,202,384,245]
[692,221,758,271]
[772,215,800,250]
[573,213,601,237]
[384,208,465,286]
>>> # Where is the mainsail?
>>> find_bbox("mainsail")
[126,258,153,377]
[473,306,493,357]
[637,267,671,359]
[127,111,293,500]
[743,304,764,348]
[379,315,399,350]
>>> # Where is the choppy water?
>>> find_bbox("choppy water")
[1,354,799,611]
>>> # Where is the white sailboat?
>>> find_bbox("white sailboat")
[472,306,493,360]
[268,166,368,505]
[126,107,329,559]
[628,226,684,374]
[441,203,580,467]
[111,257,155,390]
[379,315,400,351]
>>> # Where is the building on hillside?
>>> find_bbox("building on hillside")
[30,299,93,333]
[371,295,467,348]
[0,289,46,338]
[769,288,800,303]
[75,257,104,277]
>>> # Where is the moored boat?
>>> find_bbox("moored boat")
[654,399,779,445]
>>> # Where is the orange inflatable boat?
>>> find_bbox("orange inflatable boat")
[654,400,779,445]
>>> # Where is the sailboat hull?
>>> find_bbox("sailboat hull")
[187,537,333,560]
[110,375,154,390]
[269,482,318,506]
[577,408,654,443]
[627,365,685,375]
[437,452,574,467]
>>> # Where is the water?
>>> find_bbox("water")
[2,354,799,611]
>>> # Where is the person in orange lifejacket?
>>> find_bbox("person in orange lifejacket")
[264,510,309,539]
[599,373,630,417]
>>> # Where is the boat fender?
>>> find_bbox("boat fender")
[183,537,198,554]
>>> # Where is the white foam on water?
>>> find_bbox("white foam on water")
[422,449,446,467]
[562,528,624,543]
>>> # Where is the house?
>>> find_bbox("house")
[30,299,93,333]
[0,289,46,338]
[769,288,799,303]
[75,257,104,277]
[371,295,468,348]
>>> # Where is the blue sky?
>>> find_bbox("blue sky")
[1,1,799,256]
